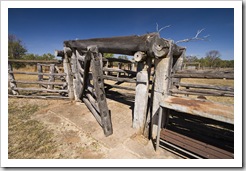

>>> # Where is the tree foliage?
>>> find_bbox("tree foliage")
[185,50,233,68]
[118,55,128,60]
[8,34,27,59]
[103,53,114,58]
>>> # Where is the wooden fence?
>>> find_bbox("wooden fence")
[8,59,69,99]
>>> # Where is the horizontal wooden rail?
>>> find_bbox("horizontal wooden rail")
[174,82,234,92]
[104,83,135,91]
[103,67,136,75]
[170,89,234,97]
[8,59,61,64]
[172,69,234,79]
[160,96,234,124]
[9,94,69,100]
[103,75,136,83]
[83,97,102,126]
[12,87,68,93]
[160,129,233,159]
[103,57,133,64]
[13,80,66,85]
[9,71,66,76]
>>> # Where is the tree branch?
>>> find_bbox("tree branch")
[176,28,210,44]
[156,23,171,33]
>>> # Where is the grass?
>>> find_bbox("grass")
[8,100,58,159]
[181,78,234,105]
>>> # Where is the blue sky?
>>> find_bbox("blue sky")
[8,8,234,60]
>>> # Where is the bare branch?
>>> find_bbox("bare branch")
[156,23,171,33]
[176,28,210,44]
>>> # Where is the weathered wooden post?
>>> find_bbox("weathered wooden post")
[89,45,113,136]
[71,52,80,101]
[133,51,151,133]
[117,62,122,78]
[63,47,75,100]
[37,63,43,88]
[8,62,19,95]
[151,40,174,138]
[48,64,55,89]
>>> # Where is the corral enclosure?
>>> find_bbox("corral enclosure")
[8,32,234,159]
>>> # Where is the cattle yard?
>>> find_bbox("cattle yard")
[8,32,234,159]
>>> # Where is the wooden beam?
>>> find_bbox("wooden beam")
[174,82,234,92]
[63,49,74,100]
[8,59,61,64]
[13,80,65,85]
[12,87,68,93]
[160,96,234,124]
[103,75,136,83]
[104,83,135,91]
[103,57,132,64]
[64,33,183,58]
[151,40,173,138]
[169,89,234,97]
[173,69,234,79]
[133,59,150,133]
[8,63,19,95]
[103,67,137,75]
[83,97,102,126]
[8,94,69,100]
[48,64,55,89]
[90,47,113,136]
[9,71,66,76]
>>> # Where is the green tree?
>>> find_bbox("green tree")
[103,53,114,58]
[37,53,55,60]
[8,34,27,59]
[118,55,128,60]
[205,50,221,68]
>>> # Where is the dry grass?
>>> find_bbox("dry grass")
[8,100,58,159]
[181,78,234,105]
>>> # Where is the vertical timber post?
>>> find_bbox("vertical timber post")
[8,62,19,95]
[63,47,75,100]
[71,52,80,101]
[117,62,122,78]
[151,41,173,138]
[133,51,151,133]
[48,64,55,89]
[37,63,43,88]
[89,46,113,137]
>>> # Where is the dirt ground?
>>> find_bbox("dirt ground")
[8,94,180,159]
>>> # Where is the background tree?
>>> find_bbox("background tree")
[103,53,114,58]
[118,55,128,60]
[184,55,199,63]
[8,34,27,59]
[205,50,221,68]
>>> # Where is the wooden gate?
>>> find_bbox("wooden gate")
[8,59,68,99]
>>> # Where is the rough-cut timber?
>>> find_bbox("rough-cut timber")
[152,41,175,137]
[64,33,183,58]
[63,48,74,100]
[8,59,61,64]
[133,60,150,132]
[9,71,66,76]
[160,129,233,159]
[173,69,234,79]
[8,63,19,95]
[174,82,234,91]
[170,88,234,97]
[12,80,65,85]
[160,96,234,124]
[89,47,113,136]
[48,64,55,89]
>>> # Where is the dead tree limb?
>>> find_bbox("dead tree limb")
[176,29,210,44]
